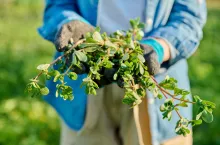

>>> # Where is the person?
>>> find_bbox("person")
[38,0,207,145]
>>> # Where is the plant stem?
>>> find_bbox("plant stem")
[175,110,182,119]
[50,39,85,66]
[159,86,168,99]
[150,76,195,104]
[34,71,43,80]
[150,76,182,119]
[63,64,74,76]
[159,87,196,104]
[33,39,85,80]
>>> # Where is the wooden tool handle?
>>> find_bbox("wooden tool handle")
[134,97,152,145]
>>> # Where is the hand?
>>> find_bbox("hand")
[101,42,162,88]
[140,44,160,75]
[54,20,94,73]
[94,68,118,88]
[55,20,94,52]
[104,68,124,88]
[99,42,162,87]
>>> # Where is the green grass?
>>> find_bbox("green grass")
[0,0,219,145]
[0,1,59,145]
[189,8,220,145]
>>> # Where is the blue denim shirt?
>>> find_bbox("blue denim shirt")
[38,0,206,144]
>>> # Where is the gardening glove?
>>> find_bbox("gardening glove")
[95,67,118,87]
[103,68,125,88]
[103,38,165,88]
[54,20,94,74]
[54,20,115,87]
[140,39,164,75]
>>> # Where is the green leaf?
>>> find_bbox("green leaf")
[194,95,202,103]
[176,127,190,137]
[122,53,129,61]
[55,90,59,97]
[85,37,98,43]
[103,59,114,68]
[121,63,127,68]
[122,96,136,105]
[138,54,145,63]
[92,31,104,43]
[84,47,98,52]
[58,85,74,100]
[40,87,49,95]
[162,110,172,121]
[105,40,117,48]
[113,73,118,80]
[79,43,98,48]
[196,108,204,120]
[32,82,40,89]
[194,119,203,125]
[72,54,78,65]
[45,74,51,80]
[75,51,88,62]
[68,72,78,80]
[157,94,163,99]
[135,30,144,40]
[116,30,123,36]
[167,111,172,121]
[164,99,174,107]
[174,88,190,96]
[53,74,64,83]
[90,87,97,95]
[190,119,202,126]
[90,66,98,74]
[202,100,216,109]
[129,40,135,49]
[95,27,101,32]
[175,118,191,136]
[53,74,60,82]
[138,23,145,28]
[178,102,188,107]
[25,82,40,95]
[159,76,177,90]
[196,111,203,120]
[160,104,166,112]
[48,70,60,77]
[202,110,213,123]
[91,80,99,89]
[129,18,140,29]
[130,20,136,28]
[139,64,144,75]
[37,64,50,71]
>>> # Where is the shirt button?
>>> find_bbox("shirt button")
[146,18,153,26]
[148,98,154,104]
[198,0,203,4]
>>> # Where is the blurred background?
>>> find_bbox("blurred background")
[0,0,219,145]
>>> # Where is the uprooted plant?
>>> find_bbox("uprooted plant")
[25,18,215,136]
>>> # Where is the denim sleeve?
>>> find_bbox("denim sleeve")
[38,0,89,42]
[149,0,207,63]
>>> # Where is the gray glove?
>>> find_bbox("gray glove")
[103,44,161,88]
[54,20,94,73]
[140,44,160,75]
[55,20,94,52]
[54,20,113,87]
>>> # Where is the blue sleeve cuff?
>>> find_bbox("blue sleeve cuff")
[140,39,164,64]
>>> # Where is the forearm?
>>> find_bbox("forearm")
[148,0,207,63]
[153,38,171,62]
[38,0,89,42]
